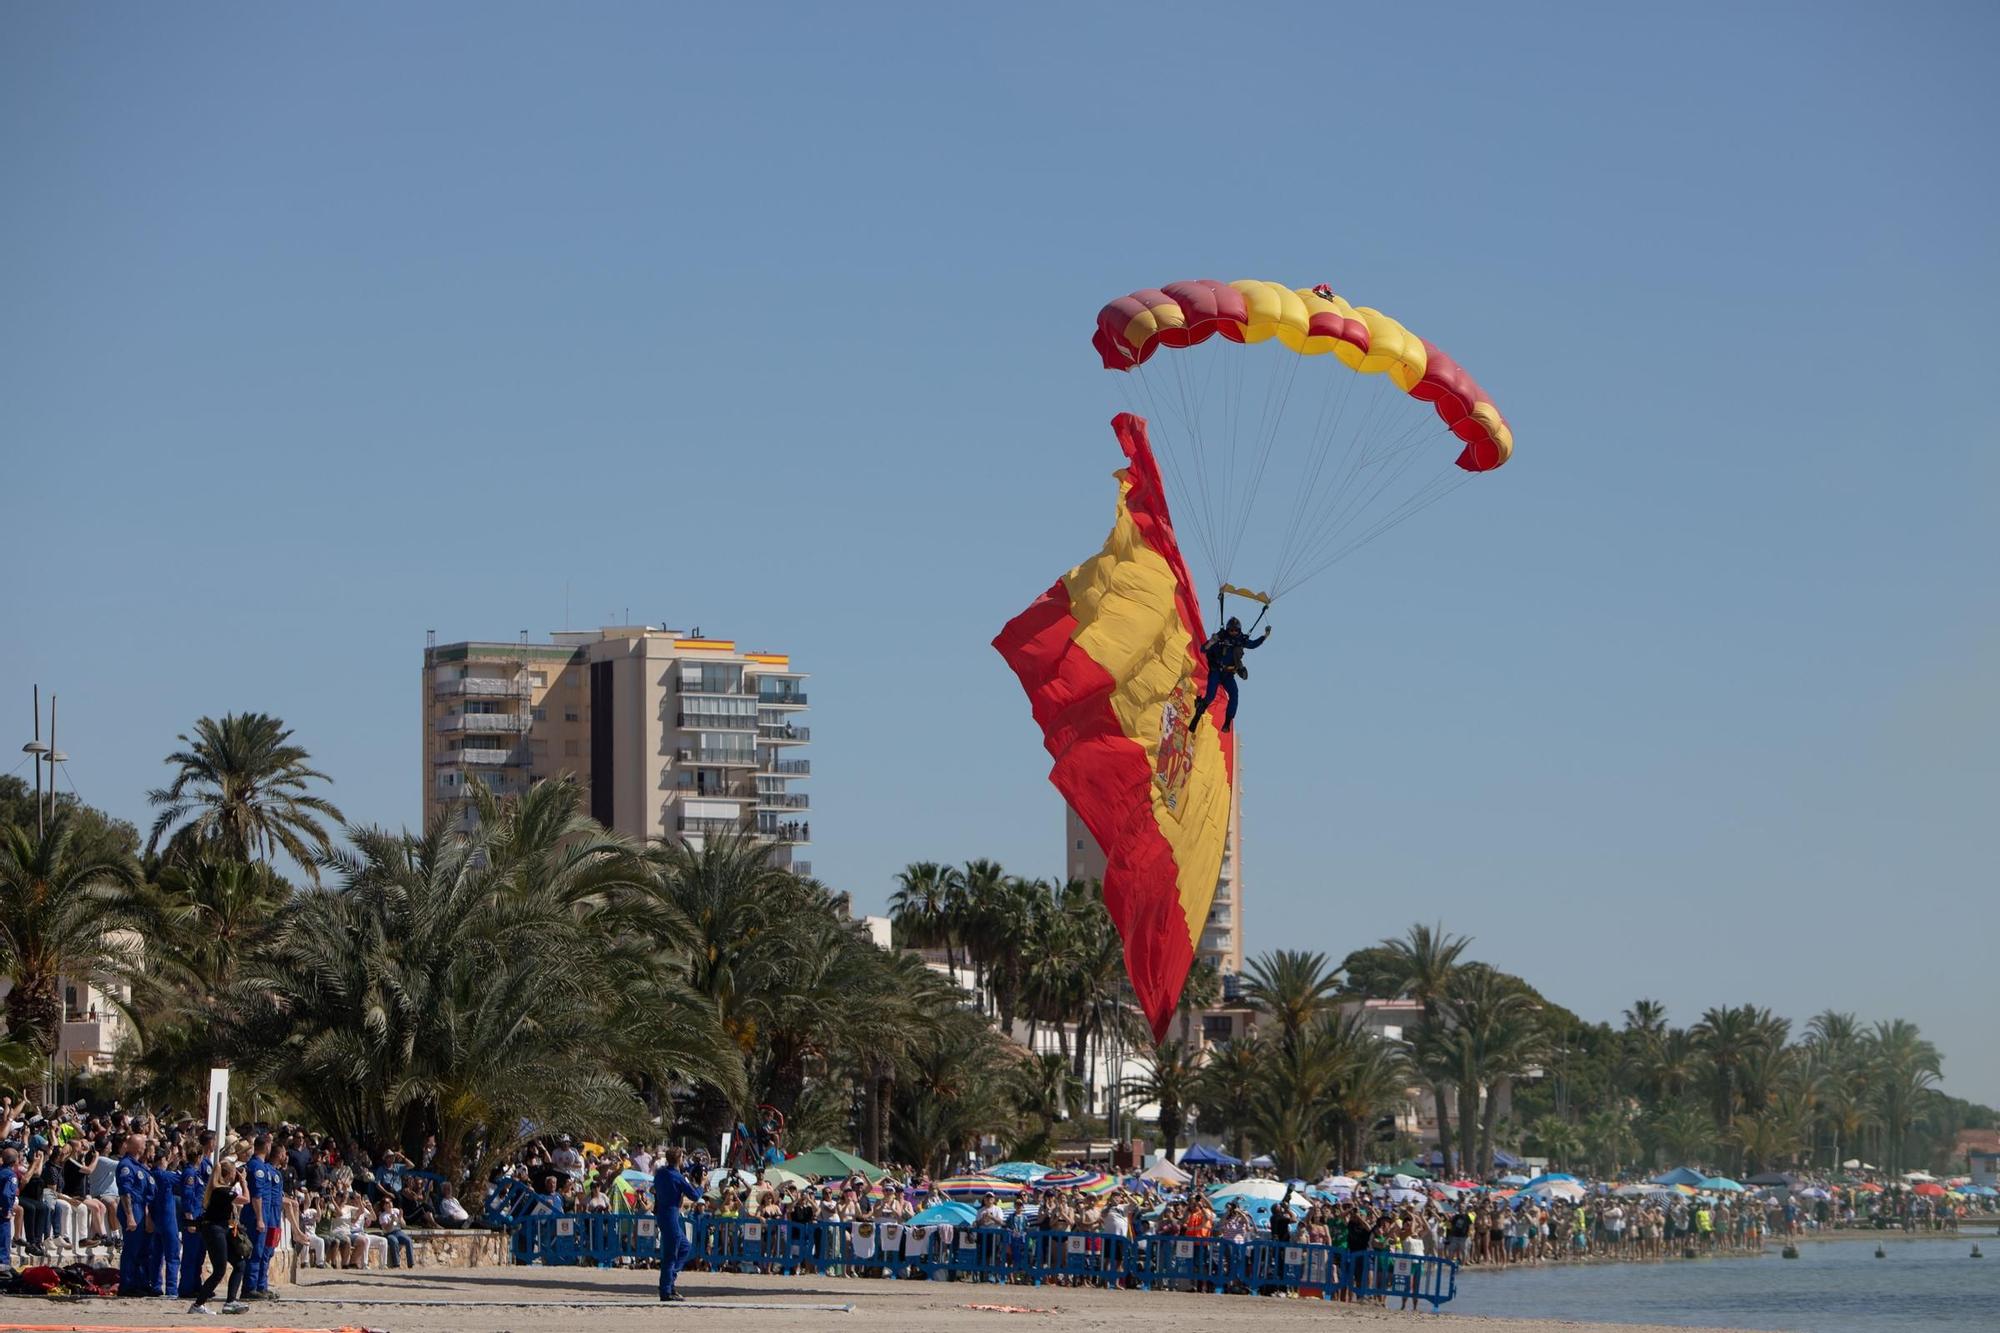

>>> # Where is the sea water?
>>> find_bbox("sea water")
[1443,1234,1997,1331]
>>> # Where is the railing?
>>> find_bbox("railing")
[757,692,809,707]
[435,712,531,733]
[787,860,813,877]
[757,793,810,810]
[767,759,811,775]
[759,724,810,742]
[758,821,810,843]
[677,747,757,766]
[678,713,757,731]
[667,781,755,799]
[437,747,524,766]
[433,676,531,699]
[679,816,751,836]
[497,1217,1458,1309]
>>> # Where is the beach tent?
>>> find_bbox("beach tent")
[1744,1171,1796,1188]
[1180,1143,1240,1167]
[1698,1176,1745,1193]
[908,1199,977,1228]
[1651,1167,1708,1188]
[1246,1153,1276,1168]
[785,1144,885,1182]
[1140,1158,1191,1185]
[1391,1160,1436,1180]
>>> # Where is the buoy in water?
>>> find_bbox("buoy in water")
[1781,1244,1799,1259]
[1681,1246,1697,1260]
[1972,1244,1984,1259]
[1874,1245,1886,1258]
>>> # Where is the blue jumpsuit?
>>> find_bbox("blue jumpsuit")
[178,1157,212,1299]
[116,1154,152,1294]
[243,1154,279,1293]
[653,1166,700,1299]
[150,1164,183,1295]
[0,1159,17,1266]
[1191,626,1269,731]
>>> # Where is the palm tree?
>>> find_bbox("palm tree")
[1582,1107,1640,1178]
[1866,1019,1941,1175]
[1377,922,1470,1169]
[1437,963,1542,1177]
[1649,1100,1715,1168]
[146,713,343,880]
[889,862,952,959]
[1692,1004,1782,1131]
[1192,1034,1264,1162]
[0,813,141,1056]
[1527,1114,1582,1170]
[1175,957,1221,1048]
[1122,1040,1202,1151]
[1241,949,1340,1051]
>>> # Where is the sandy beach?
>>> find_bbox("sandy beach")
[0,1265,1740,1333]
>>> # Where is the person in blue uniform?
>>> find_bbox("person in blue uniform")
[653,1147,701,1302]
[242,1134,278,1297]
[178,1133,214,1300]
[0,1146,19,1266]
[116,1134,153,1296]
[150,1145,184,1296]
[1188,617,1271,734]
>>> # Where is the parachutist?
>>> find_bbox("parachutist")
[1189,617,1271,734]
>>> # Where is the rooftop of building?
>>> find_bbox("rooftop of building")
[426,626,799,668]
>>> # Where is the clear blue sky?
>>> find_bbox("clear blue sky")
[5,4,1995,1102]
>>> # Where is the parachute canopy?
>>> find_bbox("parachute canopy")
[1094,278,1512,602]
[993,414,1233,1039]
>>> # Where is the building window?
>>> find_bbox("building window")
[564,739,580,757]
[1203,1015,1234,1043]
[565,711,580,722]
[530,672,547,686]
[532,708,547,721]
[1075,839,1084,850]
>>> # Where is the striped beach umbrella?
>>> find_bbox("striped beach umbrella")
[937,1174,1031,1198]
[1037,1168,1117,1196]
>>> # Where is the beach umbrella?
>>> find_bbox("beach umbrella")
[1903,1170,1938,1183]
[1210,1178,1290,1202]
[762,1165,812,1190]
[1247,1153,1277,1168]
[1139,1158,1190,1185]
[1912,1182,1946,1197]
[1386,1186,1429,1205]
[1650,1167,1707,1188]
[1520,1173,1578,1190]
[936,1174,1028,1198]
[1527,1180,1587,1203]
[1797,1187,1831,1200]
[1497,1173,1531,1187]
[1320,1174,1359,1190]
[784,1144,885,1182]
[703,1167,757,1197]
[1613,1182,1655,1197]
[908,1199,978,1228]
[1039,1168,1117,1196]
[981,1161,1056,1183]
[1698,1177,1745,1193]
[618,1169,651,1186]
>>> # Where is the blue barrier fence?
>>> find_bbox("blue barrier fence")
[501,1215,1458,1308]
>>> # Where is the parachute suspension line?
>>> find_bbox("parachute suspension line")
[1266,368,1392,596]
[1278,467,1468,595]
[1273,412,1437,593]
[1123,363,1223,580]
[1264,345,1364,596]
[1217,341,1304,586]
[1170,346,1234,579]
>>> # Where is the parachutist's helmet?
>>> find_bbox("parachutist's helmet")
[1226,617,1242,631]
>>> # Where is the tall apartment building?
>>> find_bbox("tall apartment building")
[1064,751,1244,982]
[422,626,810,875]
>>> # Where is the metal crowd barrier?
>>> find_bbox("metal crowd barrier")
[502,1216,1458,1308]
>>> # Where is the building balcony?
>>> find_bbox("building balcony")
[677,713,757,731]
[677,747,758,768]
[59,1013,120,1063]
[435,746,525,766]
[765,758,811,776]
[667,778,756,799]
[757,820,810,844]
[433,676,531,699]
[678,815,751,836]
[435,712,531,733]
[756,792,810,810]
[758,723,810,743]
[757,691,808,708]
[787,859,813,877]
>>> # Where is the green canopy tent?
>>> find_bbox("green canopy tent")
[1389,1160,1436,1180]
[784,1144,886,1182]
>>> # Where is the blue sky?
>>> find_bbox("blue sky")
[4,4,1995,1102]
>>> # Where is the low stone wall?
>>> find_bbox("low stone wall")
[278,1226,507,1281]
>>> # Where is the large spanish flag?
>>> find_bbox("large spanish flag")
[993,413,1235,1040]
